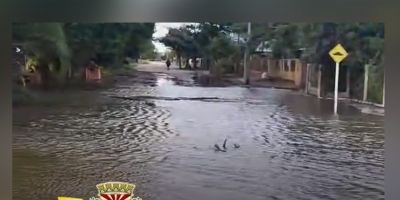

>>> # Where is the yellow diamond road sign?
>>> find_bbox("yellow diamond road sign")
[329,43,348,63]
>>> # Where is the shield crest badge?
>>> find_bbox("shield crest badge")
[92,182,142,200]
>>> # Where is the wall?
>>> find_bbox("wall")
[268,58,304,87]
[250,55,268,71]
[266,59,281,78]
[305,64,350,99]
[306,64,321,97]
[248,56,306,89]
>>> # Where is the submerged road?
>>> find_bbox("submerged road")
[13,62,384,200]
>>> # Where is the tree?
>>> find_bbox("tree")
[64,23,155,68]
[140,41,157,60]
[190,23,225,69]
[226,22,384,102]
[159,28,187,68]
[290,22,384,102]
[13,22,156,88]
[13,23,72,87]
[158,27,200,69]
[159,23,234,70]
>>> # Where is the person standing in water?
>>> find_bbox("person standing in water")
[166,59,171,70]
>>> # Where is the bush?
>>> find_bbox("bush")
[210,59,235,76]
[367,64,384,104]
[349,64,384,104]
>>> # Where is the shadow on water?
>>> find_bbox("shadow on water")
[13,72,384,200]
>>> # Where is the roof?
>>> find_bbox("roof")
[254,41,272,53]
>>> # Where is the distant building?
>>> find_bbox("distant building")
[254,41,272,56]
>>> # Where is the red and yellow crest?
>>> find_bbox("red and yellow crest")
[95,182,137,200]
[59,181,142,200]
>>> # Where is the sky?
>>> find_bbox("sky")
[152,23,196,53]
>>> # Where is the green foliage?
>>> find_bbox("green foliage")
[367,63,384,104]
[64,23,155,68]
[159,23,238,69]
[286,23,384,103]
[209,33,237,61]
[206,22,384,103]
[229,23,384,69]
[216,58,237,75]
[13,22,383,103]
[13,23,72,84]
[159,27,200,58]
[13,22,155,88]
[139,41,157,60]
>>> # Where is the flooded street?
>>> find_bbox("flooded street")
[13,63,384,200]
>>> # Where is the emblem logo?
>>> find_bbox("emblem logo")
[59,181,142,200]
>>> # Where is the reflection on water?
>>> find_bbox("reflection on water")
[13,74,384,200]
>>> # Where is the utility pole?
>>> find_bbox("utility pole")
[243,22,251,85]
[363,63,370,102]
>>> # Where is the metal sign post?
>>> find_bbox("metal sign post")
[329,44,348,115]
[334,62,339,114]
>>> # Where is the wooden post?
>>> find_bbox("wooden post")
[305,64,310,94]
[363,64,369,102]
[317,64,322,98]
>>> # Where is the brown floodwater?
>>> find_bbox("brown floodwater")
[13,71,384,200]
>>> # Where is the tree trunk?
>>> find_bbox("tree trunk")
[205,57,210,70]
[192,57,197,69]
[185,58,191,69]
[55,57,71,86]
[37,61,50,89]
[177,52,182,69]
